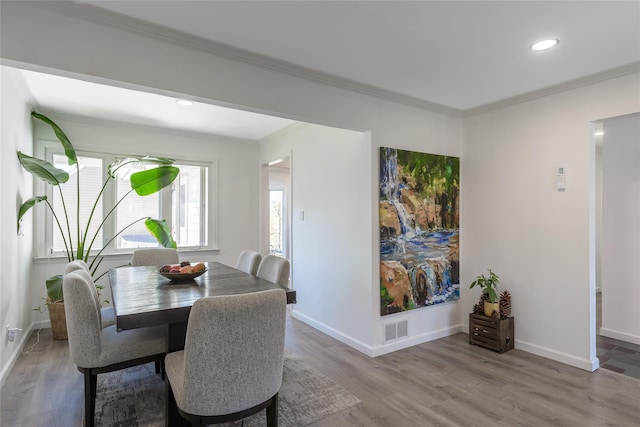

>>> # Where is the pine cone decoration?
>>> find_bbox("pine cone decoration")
[472,303,482,314]
[499,290,512,318]
[478,293,489,306]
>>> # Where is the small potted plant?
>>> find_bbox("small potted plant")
[470,269,499,317]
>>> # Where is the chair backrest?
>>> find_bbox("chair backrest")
[63,271,102,368]
[235,250,262,275]
[256,255,290,287]
[64,259,90,275]
[130,248,179,266]
[180,289,286,416]
[64,261,105,327]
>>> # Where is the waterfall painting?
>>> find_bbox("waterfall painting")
[379,147,460,316]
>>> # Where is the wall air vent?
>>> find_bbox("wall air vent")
[383,320,408,344]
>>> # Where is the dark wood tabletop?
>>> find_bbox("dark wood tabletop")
[108,261,296,332]
[109,261,296,426]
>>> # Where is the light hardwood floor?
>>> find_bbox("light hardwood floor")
[2,317,640,426]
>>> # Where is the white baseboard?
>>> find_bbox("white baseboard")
[290,310,462,358]
[515,339,599,372]
[600,328,640,345]
[371,323,463,357]
[1,323,38,386]
[291,310,374,356]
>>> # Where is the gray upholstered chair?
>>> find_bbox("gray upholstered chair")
[130,248,179,266]
[64,260,116,329]
[165,289,287,426]
[63,271,167,427]
[257,255,290,287]
[236,250,262,275]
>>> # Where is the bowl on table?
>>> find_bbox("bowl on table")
[159,263,206,282]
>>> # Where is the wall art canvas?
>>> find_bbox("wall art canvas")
[379,147,460,316]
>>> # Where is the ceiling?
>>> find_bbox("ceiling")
[13,1,640,139]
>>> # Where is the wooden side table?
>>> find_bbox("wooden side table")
[469,313,514,353]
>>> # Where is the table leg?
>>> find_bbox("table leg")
[168,321,188,352]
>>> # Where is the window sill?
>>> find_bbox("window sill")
[33,247,221,264]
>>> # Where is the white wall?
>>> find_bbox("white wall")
[600,113,640,344]
[463,74,640,370]
[261,122,465,355]
[0,67,34,383]
[261,124,377,350]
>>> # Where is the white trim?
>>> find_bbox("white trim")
[463,63,640,117]
[0,322,41,387]
[372,324,463,357]
[515,338,599,372]
[600,328,640,345]
[291,310,374,356]
[26,2,640,118]
[291,309,463,358]
[33,139,215,256]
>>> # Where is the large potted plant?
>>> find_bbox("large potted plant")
[469,269,500,317]
[18,112,179,339]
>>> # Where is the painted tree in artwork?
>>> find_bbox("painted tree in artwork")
[394,150,460,230]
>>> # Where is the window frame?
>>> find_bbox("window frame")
[35,140,217,258]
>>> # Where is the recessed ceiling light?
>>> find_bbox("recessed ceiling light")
[531,39,559,51]
[176,99,193,106]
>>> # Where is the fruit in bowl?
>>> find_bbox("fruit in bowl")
[159,262,206,275]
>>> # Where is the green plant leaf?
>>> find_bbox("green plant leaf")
[46,275,64,301]
[31,112,77,165]
[145,218,177,248]
[17,196,47,233]
[131,166,179,196]
[17,152,70,186]
[108,156,175,178]
[487,288,498,303]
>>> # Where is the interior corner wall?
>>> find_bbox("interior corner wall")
[261,124,375,350]
[600,113,640,344]
[462,73,640,371]
[0,66,34,383]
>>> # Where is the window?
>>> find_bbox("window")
[51,154,104,254]
[45,146,210,256]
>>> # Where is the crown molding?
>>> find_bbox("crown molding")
[28,1,461,116]
[462,62,640,117]
[20,2,640,119]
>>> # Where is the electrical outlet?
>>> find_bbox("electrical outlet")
[5,324,21,343]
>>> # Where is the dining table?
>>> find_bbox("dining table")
[108,261,296,426]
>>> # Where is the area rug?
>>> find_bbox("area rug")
[95,353,360,427]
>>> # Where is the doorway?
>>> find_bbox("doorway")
[262,158,291,261]
[593,113,640,379]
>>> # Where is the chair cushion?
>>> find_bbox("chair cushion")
[93,325,166,368]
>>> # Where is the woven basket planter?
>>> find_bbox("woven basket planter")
[47,299,68,340]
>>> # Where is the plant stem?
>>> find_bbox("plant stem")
[80,175,112,263]
[45,199,71,262]
[56,185,74,258]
